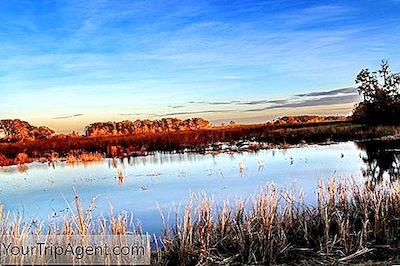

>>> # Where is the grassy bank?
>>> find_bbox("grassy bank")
[1,122,400,166]
[2,177,400,264]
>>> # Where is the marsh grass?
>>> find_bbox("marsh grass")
[64,152,105,164]
[160,178,400,265]
[2,178,400,264]
[1,123,400,165]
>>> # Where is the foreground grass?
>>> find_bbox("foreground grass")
[2,177,400,264]
[1,122,400,166]
[161,178,400,265]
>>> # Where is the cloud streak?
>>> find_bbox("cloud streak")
[168,105,186,109]
[208,100,240,105]
[238,99,290,105]
[118,112,161,116]
[147,87,362,118]
[52,114,84,119]
[163,109,234,116]
[245,94,361,112]
[295,87,357,97]
[118,109,234,118]
[183,87,358,107]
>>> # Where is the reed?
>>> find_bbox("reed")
[161,178,400,264]
[2,178,400,264]
[64,151,105,164]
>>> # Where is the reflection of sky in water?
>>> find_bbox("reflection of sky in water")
[0,142,366,234]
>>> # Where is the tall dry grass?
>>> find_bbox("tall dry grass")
[64,152,105,164]
[160,178,400,264]
[0,189,152,265]
[2,178,400,264]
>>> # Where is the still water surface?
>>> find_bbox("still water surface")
[0,141,398,233]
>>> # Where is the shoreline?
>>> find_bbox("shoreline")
[1,135,399,171]
[1,122,400,167]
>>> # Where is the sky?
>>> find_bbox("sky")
[0,0,399,133]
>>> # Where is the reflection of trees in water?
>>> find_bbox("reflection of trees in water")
[356,140,400,183]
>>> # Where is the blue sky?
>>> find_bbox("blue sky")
[0,0,399,132]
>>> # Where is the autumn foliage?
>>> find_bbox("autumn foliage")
[0,119,54,142]
[84,117,210,136]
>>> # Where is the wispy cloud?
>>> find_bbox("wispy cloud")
[118,113,144,116]
[156,87,361,118]
[52,114,84,120]
[118,109,233,118]
[184,87,358,107]
[238,99,290,105]
[245,94,361,112]
[208,100,240,105]
[295,87,357,97]
[168,105,186,109]
[188,101,206,104]
[118,112,161,117]
[278,4,354,28]
[163,109,234,116]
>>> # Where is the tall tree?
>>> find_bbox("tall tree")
[352,60,400,124]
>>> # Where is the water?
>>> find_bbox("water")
[0,141,399,234]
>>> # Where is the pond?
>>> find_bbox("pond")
[0,140,399,234]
